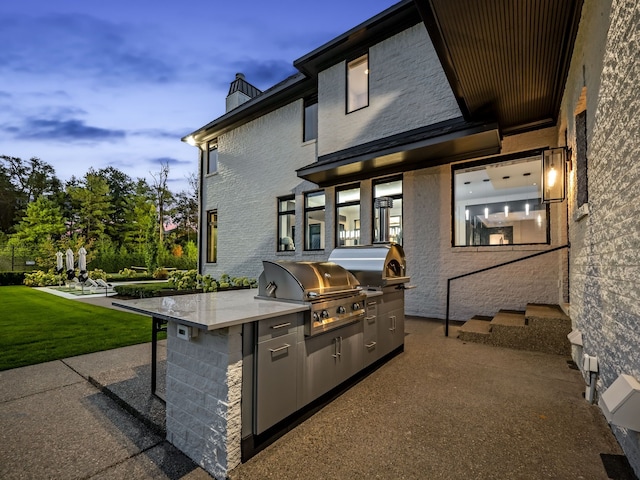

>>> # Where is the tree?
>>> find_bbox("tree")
[94,167,135,247]
[67,173,112,242]
[149,161,173,244]
[9,196,66,263]
[171,173,198,245]
[0,164,20,233]
[124,179,156,254]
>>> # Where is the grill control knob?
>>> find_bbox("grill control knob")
[337,306,346,314]
[313,312,320,321]
[321,310,330,319]
[352,302,361,311]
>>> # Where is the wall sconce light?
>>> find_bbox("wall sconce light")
[542,148,566,203]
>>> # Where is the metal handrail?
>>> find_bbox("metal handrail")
[445,244,569,336]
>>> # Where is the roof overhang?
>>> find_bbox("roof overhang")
[297,118,500,187]
[414,0,584,135]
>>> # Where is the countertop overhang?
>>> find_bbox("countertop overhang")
[112,289,310,331]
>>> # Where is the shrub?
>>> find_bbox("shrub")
[90,268,107,281]
[23,270,62,287]
[200,275,218,293]
[113,283,171,298]
[153,268,169,280]
[168,270,199,290]
[119,268,139,278]
[0,271,26,286]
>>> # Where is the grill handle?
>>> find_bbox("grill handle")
[270,322,291,330]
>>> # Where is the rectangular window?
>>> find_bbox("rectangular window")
[206,210,217,263]
[373,176,402,244]
[336,185,360,247]
[576,110,588,207]
[304,191,325,251]
[303,96,318,142]
[207,144,218,175]
[278,196,295,251]
[347,54,369,113]
[453,154,549,246]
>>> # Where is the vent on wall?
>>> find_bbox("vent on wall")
[599,374,640,431]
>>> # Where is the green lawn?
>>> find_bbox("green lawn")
[0,286,164,371]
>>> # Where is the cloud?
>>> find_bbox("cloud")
[0,13,179,86]
[8,117,125,142]
[131,128,187,140]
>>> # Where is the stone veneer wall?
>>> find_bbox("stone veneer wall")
[559,0,640,475]
[165,322,243,480]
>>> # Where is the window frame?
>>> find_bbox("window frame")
[277,195,296,252]
[451,149,551,248]
[575,110,588,208]
[303,95,318,143]
[372,175,403,245]
[206,142,218,176]
[346,53,369,114]
[304,190,326,251]
[206,210,217,263]
[335,183,361,247]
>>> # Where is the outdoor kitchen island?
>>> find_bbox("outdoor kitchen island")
[113,279,404,480]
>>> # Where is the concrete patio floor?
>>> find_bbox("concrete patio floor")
[0,312,636,479]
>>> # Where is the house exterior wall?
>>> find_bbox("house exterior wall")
[559,0,640,474]
[199,100,317,278]
[403,127,567,321]
[317,23,460,157]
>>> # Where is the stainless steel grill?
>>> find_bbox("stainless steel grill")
[256,260,366,336]
[328,243,409,288]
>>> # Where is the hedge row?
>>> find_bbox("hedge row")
[0,271,27,286]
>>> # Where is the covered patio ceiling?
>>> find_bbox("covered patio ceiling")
[415,0,584,135]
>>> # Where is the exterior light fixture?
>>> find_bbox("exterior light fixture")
[542,148,566,203]
[185,135,197,146]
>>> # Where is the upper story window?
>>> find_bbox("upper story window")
[304,191,325,251]
[206,143,218,175]
[453,153,549,246]
[575,110,588,208]
[347,54,369,113]
[277,196,295,251]
[303,96,318,142]
[336,185,360,247]
[206,210,217,263]
[373,176,402,244]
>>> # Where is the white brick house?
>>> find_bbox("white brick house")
[184,0,640,474]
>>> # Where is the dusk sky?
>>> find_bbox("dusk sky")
[1,0,395,193]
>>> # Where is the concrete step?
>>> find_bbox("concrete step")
[457,304,571,356]
[457,319,491,344]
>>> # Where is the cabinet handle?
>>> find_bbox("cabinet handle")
[332,337,339,358]
[367,301,377,306]
[269,344,290,354]
[365,315,376,322]
[389,315,396,331]
[270,322,291,330]
[365,341,377,348]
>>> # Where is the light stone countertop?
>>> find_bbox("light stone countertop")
[112,288,310,331]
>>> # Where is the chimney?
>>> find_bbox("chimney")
[226,73,262,112]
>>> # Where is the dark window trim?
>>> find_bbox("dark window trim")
[277,195,296,252]
[206,209,218,263]
[335,183,361,247]
[575,110,588,207]
[304,190,326,251]
[450,149,551,248]
[372,175,403,244]
[303,95,318,143]
[206,142,218,175]
[345,52,369,114]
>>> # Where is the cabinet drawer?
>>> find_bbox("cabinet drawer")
[255,332,297,433]
[257,313,301,342]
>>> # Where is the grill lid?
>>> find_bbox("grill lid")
[257,260,361,301]
[328,243,409,287]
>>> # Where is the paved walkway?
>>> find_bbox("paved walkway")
[1,297,637,479]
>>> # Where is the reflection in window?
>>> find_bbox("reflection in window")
[336,185,360,247]
[206,210,217,263]
[303,97,318,142]
[347,54,369,113]
[277,196,295,251]
[207,144,218,175]
[453,155,548,246]
[304,191,325,250]
[373,177,402,244]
